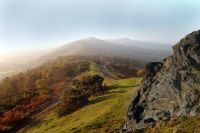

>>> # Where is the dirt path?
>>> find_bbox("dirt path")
[99,64,118,79]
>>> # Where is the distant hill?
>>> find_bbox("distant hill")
[107,38,170,50]
[38,37,171,63]
[0,37,171,80]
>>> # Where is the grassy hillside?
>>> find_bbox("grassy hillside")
[19,78,142,133]
[0,55,144,132]
[145,117,200,133]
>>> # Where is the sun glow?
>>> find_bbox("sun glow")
[0,54,9,63]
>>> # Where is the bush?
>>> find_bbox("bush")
[56,88,89,117]
[0,94,51,131]
[72,75,106,95]
[2,110,25,125]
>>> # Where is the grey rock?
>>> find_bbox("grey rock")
[122,30,200,132]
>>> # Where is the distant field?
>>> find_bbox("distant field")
[0,71,16,81]
[19,77,142,133]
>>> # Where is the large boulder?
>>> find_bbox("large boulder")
[122,30,200,132]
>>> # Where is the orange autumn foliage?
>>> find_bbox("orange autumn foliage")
[0,95,51,130]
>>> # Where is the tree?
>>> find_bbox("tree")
[35,79,50,94]
[72,75,106,95]
[0,78,18,97]
[23,73,40,92]
[56,88,89,117]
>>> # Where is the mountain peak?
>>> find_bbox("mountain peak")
[79,37,103,42]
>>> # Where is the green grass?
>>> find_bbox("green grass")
[75,61,118,82]
[24,78,142,133]
[88,62,103,76]
[147,117,200,133]
[75,62,105,80]
[88,62,118,79]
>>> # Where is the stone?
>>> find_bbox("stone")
[122,30,200,132]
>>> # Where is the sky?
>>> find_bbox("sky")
[0,0,200,56]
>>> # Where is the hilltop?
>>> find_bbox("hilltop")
[38,37,171,63]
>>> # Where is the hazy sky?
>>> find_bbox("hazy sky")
[0,0,200,55]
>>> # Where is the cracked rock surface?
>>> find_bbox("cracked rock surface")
[122,30,200,132]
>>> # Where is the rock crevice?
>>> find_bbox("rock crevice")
[123,30,200,132]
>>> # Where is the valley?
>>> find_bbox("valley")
[0,71,15,81]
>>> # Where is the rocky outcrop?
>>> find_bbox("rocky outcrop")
[123,30,200,132]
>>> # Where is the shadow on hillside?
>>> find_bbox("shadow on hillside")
[107,90,126,94]
[107,85,138,91]
[89,95,114,105]
[88,86,135,105]
[16,118,44,133]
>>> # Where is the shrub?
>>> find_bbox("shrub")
[72,75,106,95]
[0,94,51,131]
[56,88,89,117]
[2,110,25,125]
